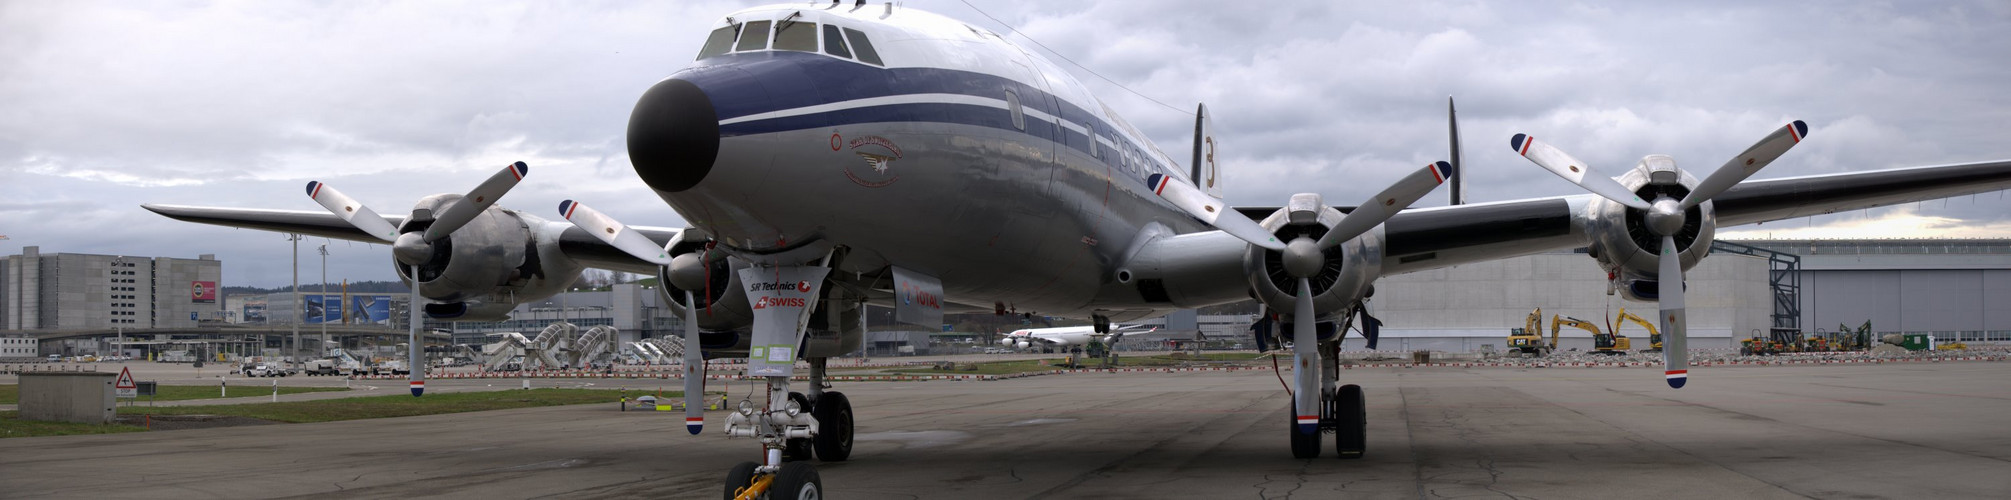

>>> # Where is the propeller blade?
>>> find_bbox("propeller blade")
[684,290,704,434]
[424,161,529,242]
[1448,96,1465,206]
[1658,235,1689,389]
[1680,121,1809,209]
[1509,134,1652,210]
[1292,277,1319,435]
[304,181,400,242]
[1147,173,1286,251]
[408,263,425,397]
[1315,161,1452,248]
[558,200,673,265]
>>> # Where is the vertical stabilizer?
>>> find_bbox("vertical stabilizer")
[1190,104,1223,200]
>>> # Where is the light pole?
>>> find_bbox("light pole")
[289,233,301,369]
[319,244,328,357]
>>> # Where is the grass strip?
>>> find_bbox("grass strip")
[0,411,148,438]
[116,388,652,423]
[888,360,1066,375]
[0,384,349,404]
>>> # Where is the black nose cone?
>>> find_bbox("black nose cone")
[628,78,719,193]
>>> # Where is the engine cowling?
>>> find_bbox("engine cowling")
[390,197,584,322]
[1581,155,1716,301]
[1243,195,1383,337]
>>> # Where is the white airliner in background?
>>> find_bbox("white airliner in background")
[146,1,2011,497]
[998,324,1153,351]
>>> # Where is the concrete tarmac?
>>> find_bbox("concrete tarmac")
[4,362,2009,498]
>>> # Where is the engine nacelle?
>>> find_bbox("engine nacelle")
[1017,341,1031,349]
[1244,195,1383,334]
[393,196,584,322]
[1581,155,1716,301]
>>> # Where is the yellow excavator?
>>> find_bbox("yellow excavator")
[1505,308,1556,356]
[1554,314,1629,355]
[1614,308,1662,352]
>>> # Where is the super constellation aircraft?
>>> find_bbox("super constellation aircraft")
[145,2,2011,497]
[998,324,1151,351]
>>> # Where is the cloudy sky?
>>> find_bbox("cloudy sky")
[4,0,2009,288]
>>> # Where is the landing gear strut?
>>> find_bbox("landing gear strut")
[720,264,841,499]
[1287,323,1367,459]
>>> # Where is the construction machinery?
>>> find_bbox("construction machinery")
[1506,308,1555,356]
[1614,308,1662,352]
[1554,314,1629,355]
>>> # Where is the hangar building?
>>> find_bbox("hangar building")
[1372,239,2011,352]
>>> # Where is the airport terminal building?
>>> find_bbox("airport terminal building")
[0,246,224,331]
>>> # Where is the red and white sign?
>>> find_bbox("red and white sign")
[114,366,137,398]
[191,281,217,303]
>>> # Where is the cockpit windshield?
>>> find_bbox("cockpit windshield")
[696,24,739,59]
[695,13,883,67]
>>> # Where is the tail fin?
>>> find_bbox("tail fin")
[1191,104,1223,200]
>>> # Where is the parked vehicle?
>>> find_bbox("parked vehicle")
[300,359,342,376]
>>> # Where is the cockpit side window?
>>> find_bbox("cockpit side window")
[736,21,772,52]
[773,19,817,52]
[697,24,739,60]
[842,27,882,66]
[821,24,852,59]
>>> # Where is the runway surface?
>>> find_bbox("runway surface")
[4,362,2009,498]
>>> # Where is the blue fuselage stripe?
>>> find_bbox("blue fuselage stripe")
[683,51,1177,184]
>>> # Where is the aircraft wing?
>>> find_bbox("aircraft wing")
[140,204,683,274]
[1376,159,2011,275]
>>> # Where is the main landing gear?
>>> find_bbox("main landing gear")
[1287,324,1366,460]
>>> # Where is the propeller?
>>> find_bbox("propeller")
[684,291,705,434]
[547,198,709,432]
[1512,121,1807,388]
[558,200,673,265]
[1149,161,1449,435]
[304,161,530,396]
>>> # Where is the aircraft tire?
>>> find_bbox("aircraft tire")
[1335,384,1366,458]
[812,392,854,462]
[770,462,823,500]
[722,461,760,500]
[1290,401,1320,459]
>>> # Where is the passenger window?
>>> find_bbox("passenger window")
[843,27,882,65]
[697,24,739,59]
[774,20,817,52]
[822,24,852,59]
[736,21,772,51]
[1005,90,1025,131]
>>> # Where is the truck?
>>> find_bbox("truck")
[300,359,343,376]
[373,360,409,376]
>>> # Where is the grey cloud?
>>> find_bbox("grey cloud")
[5,0,2009,287]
